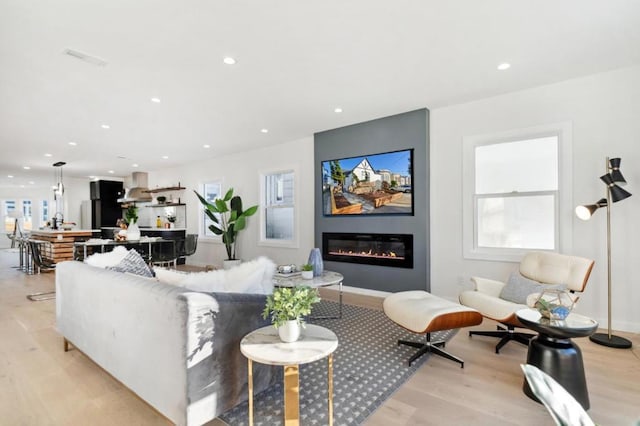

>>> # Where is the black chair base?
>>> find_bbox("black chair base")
[27,291,56,301]
[26,240,56,301]
[398,332,465,368]
[469,324,533,353]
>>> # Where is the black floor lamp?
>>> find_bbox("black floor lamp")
[575,157,632,349]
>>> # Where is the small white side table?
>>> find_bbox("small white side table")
[240,324,338,426]
[273,271,344,319]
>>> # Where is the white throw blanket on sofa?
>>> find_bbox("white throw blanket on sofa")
[154,256,276,294]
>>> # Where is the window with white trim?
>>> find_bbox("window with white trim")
[41,200,49,226]
[462,123,572,261]
[260,170,296,246]
[200,181,222,238]
[3,200,16,232]
[22,200,32,231]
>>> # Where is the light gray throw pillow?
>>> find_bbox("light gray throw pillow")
[499,271,567,304]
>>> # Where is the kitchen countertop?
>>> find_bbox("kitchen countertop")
[31,229,99,236]
[101,227,186,232]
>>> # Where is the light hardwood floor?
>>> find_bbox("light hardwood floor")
[1,249,639,425]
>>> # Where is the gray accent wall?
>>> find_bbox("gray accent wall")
[313,109,430,292]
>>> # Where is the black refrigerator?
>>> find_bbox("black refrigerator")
[89,180,124,228]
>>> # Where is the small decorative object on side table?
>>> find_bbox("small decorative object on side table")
[300,263,314,280]
[307,247,324,276]
[241,325,338,426]
[531,289,576,320]
[277,264,297,274]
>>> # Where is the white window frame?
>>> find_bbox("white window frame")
[2,199,17,233]
[198,180,223,242]
[462,122,573,262]
[22,200,33,231]
[41,199,49,227]
[259,167,298,248]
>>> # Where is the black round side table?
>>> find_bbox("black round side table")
[516,308,598,410]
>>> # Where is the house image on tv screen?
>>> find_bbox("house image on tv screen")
[322,149,414,216]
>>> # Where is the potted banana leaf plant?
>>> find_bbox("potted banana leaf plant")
[194,188,258,268]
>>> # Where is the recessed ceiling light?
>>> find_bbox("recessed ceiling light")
[68,141,77,146]
[162,155,169,159]
[497,63,511,70]
[101,124,110,129]
[44,153,52,157]
[108,170,114,174]
[261,128,269,133]
[223,57,236,65]
[23,166,30,170]
[29,181,35,185]
[334,107,343,113]
[7,175,14,178]
[132,163,139,168]
[151,97,161,103]
[203,144,210,148]
[89,175,95,179]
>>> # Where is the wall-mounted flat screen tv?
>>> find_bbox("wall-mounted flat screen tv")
[322,148,414,216]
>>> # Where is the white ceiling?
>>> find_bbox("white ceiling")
[1,0,640,189]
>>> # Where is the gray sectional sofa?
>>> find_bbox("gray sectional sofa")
[56,261,277,426]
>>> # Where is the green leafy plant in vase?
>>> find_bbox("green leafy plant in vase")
[262,286,321,342]
[194,188,258,263]
[124,205,140,240]
[124,205,138,225]
[301,263,314,280]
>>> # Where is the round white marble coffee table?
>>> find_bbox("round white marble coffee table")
[273,271,344,319]
[240,324,338,426]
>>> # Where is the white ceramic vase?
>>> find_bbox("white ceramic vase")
[126,222,141,241]
[223,259,242,270]
[278,320,301,343]
[301,270,314,280]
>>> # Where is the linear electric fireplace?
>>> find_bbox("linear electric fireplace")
[322,232,413,269]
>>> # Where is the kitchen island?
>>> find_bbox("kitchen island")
[101,227,187,264]
[30,229,100,263]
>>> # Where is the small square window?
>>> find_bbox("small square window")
[261,170,296,247]
[200,181,222,238]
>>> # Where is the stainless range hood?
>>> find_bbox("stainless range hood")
[117,172,153,203]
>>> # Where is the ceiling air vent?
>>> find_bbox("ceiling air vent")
[62,48,107,67]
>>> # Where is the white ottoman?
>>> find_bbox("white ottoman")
[383,290,483,368]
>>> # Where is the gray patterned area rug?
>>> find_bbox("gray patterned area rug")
[219,300,457,426]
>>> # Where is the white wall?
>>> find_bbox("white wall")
[431,65,640,332]
[148,136,315,269]
[63,177,91,227]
